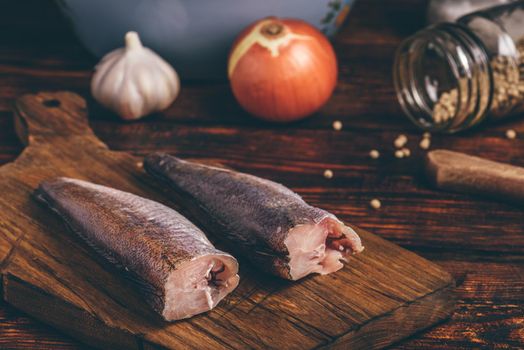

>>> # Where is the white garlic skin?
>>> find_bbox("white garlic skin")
[91,31,180,120]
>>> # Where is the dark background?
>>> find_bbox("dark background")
[0,0,523,348]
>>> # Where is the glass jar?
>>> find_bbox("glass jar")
[394,2,524,133]
[427,0,518,24]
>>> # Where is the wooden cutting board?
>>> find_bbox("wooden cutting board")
[0,91,455,350]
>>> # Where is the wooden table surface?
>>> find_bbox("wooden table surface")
[0,0,523,349]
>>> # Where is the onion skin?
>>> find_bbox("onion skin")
[228,18,338,122]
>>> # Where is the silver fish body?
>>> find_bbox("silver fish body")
[35,177,239,321]
[144,154,363,281]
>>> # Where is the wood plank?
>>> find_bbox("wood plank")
[0,91,454,349]
[85,125,523,254]
[3,275,136,350]
[1,257,521,350]
[394,259,524,349]
[0,301,84,350]
[0,0,521,348]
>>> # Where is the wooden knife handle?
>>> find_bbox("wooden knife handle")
[425,149,524,205]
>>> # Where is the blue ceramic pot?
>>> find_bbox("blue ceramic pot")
[57,0,355,80]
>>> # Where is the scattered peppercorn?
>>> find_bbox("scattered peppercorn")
[506,129,517,139]
[323,169,333,179]
[395,149,405,158]
[394,134,408,148]
[419,137,431,150]
[370,199,381,209]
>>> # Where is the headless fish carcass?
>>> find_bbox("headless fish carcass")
[35,177,239,321]
[144,154,364,281]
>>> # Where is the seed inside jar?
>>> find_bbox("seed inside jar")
[431,39,524,127]
[432,89,458,124]
[490,53,523,116]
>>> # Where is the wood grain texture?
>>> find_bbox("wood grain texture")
[425,149,524,204]
[0,91,455,349]
[0,0,522,349]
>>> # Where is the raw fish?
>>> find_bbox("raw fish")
[35,177,239,321]
[144,154,363,281]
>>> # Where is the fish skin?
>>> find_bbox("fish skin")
[144,153,363,280]
[35,177,239,320]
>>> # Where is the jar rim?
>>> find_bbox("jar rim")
[393,23,492,133]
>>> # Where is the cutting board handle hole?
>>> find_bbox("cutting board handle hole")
[43,99,61,108]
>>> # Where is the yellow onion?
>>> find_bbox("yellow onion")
[228,17,338,122]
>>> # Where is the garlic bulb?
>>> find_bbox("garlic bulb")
[91,31,180,120]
